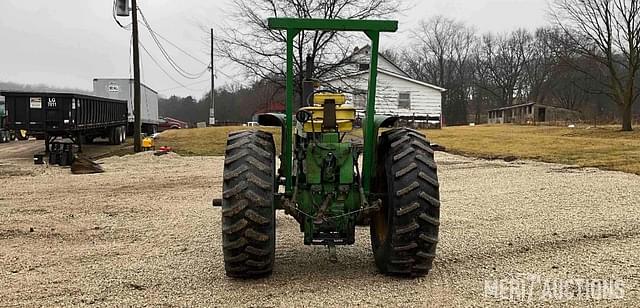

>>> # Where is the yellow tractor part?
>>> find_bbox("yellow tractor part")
[302,93,355,133]
[313,93,347,105]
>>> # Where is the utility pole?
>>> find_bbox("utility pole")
[209,28,216,125]
[132,0,142,152]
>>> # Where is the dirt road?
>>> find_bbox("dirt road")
[0,139,133,162]
[0,140,44,160]
[1,152,638,307]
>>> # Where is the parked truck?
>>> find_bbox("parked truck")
[92,78,159,135]
[1,91,128,152]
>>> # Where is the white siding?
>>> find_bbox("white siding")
[329,72,443,117]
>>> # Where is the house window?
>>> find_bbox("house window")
[398,92,411,109]
[358,63,370,71]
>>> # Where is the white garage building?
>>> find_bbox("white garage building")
[327,46,446,126]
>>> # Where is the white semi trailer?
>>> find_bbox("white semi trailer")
[92,78,159,135]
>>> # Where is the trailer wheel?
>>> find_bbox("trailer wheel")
[108,127,116,145]
[109,126,122,145]
[121,126,127,143]
[83,135,94,144]
[221,130,276,278]
[370,128,440,277]
[117,126,124,144]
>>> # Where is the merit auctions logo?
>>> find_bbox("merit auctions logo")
[484,274,625,303]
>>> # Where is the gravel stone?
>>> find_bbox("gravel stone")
[0,152,638,306]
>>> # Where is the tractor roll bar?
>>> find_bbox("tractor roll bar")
[267,18,398,194]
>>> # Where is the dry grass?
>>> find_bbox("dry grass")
[423,124,640,175]
[156,126,281,156]
[157,124,640,175]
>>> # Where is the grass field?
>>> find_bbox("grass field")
[156,126,281,156]
[156,124,640,175]
[425,125,640,175]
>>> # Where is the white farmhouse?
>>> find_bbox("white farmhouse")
[327,46,446,127]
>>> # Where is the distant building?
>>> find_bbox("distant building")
[327,46,446,127]
[487,102,581,125]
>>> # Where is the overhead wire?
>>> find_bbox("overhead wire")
[114,3,230,94]
[158,79,211,92]
[139,18,220,91]
[139,41,199,91]
[146,29,209,66]
[137,7,209,80]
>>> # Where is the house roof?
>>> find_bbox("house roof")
[487,102,580,113]
[329,68,447,92]
[487,102,536,112]
[350,45,410,78]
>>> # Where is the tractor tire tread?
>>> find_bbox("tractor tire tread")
[222,130,276,278]
[371,128,440,277]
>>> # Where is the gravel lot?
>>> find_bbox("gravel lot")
[1,152,638,307]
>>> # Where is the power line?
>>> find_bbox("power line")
[139,41,199,91]
[147,28,208,66]
[158,79,211,92]
[137,7,209,80]
[117,4,224,95]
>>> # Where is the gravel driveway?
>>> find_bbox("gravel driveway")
[1,152,638,307]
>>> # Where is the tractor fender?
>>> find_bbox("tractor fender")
[373,115,398,130]
[363,115,398,187]
[257,113,287,128]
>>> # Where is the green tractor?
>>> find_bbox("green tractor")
[219,18,440,278]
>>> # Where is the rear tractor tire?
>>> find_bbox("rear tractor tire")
[371,128,441,277]
[221,130,276,278]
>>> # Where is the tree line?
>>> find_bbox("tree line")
[164,0,638,130]
[388,17,622,126]
[159,80,284,125]
[388,0,640,130]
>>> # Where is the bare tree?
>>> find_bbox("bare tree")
[551,0,640,131]
[213,0,403,105]
[474,29,533,107]
[548,64,592,110]
[401,16,476,124]
[524,28,566,104]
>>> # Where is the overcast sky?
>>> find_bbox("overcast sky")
[0,0,550,98]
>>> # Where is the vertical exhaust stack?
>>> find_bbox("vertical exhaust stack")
[302,54,315,108]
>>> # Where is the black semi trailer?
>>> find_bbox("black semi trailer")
[1,91,128,152]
